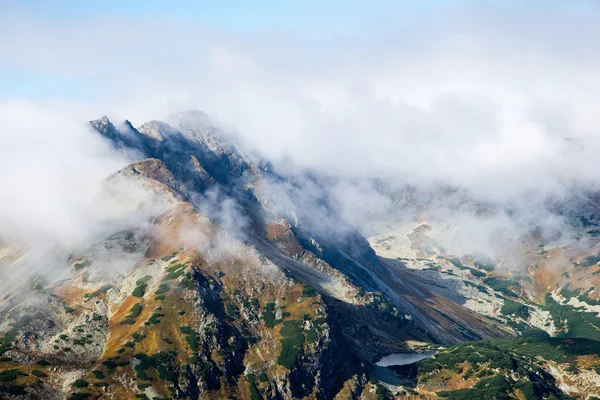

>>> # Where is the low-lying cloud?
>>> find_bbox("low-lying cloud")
[0,100,131,247]
[2,1,600,264]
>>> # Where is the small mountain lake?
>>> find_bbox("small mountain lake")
[375,351,436,367]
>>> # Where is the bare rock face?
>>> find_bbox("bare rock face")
[89,116,113,136]
[187,155,214,189]
[164,110,243,159]
[136,120,170,142]
[104,158,189,213]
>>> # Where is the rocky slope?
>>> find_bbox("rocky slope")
[363,188,600,398]
[1,110,599,399]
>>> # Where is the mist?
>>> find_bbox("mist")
[2,1,600,267]
[0,100,133,248]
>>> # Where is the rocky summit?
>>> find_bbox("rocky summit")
[1,110,600,399]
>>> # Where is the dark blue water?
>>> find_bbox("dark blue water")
[375,351,435,367]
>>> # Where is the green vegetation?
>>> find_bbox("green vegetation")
[216,348,228,356]
[92,369,105,379]
[247,374,261,400]
[155,283,170,295]
[178,273,196,290]
[147,312,165,324]
[483,277,521,297]
[102,359,118,369]
[133,351,177,381]
[560,284,582,299]
[305,325,319,343]
[467,268,486,278]
[67,393,90,400]
[463,280,489,293]
[437,374,576,400]
[543,294,600,340]
[375,383,392,400]
[438,375,522,399]
[226,302,238,318]
[73,337,93,346]
[31,370,47,378]
[566,364,579,374]
[447,257,486,277]
[0,314,43,358]
[580,290,600,306]
[262,302,277,328]
[74,260,92,270]
[0,369,27,382]
[162,264,186,281]
[0,384,25,395]
[580,251,600,268]
[277,320,304,369]
[418,336,600,375]
[412,337,599,399]
[161,251,178,262]
[72,379,89,387]
[133,276,152,297]
[302,286,317,298]
[179,326,200,352]
[121,303,143,325]
[132,333,145,343]
[501,299,529,319]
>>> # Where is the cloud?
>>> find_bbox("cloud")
[0,100,131,247]
[3,3,600,199]
[2,1,600,261]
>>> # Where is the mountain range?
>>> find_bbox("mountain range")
[1,110,599,399]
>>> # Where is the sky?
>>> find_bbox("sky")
[0,0,444,100]
[6,0,441,29]
[3,0,593,102]
[2,0,600,252]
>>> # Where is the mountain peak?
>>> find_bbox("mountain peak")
[136,120,177,142]
[5,110,600,399]
[104,158,188,209]
[89,115,115,134]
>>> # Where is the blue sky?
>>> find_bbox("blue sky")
[1,0,594,101]
[1,0,450,100]
[12,0,442,29]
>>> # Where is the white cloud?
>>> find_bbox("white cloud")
[0,100,131,247]
[2,2,600,258]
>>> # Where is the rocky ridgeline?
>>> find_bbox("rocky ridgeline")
[1,110,599,399]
